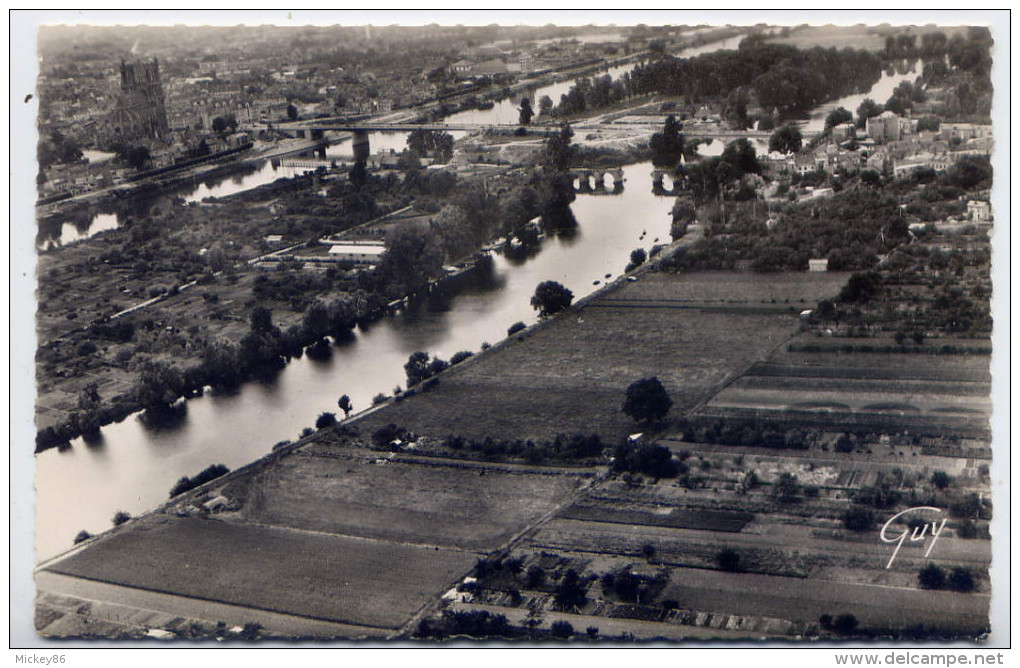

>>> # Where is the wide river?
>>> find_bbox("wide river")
[35,160,676,561]
[34,35,918,562]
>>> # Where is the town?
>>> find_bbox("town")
[30,21,996,644]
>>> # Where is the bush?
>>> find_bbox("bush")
[716,548,741,572]
[169,463,230,497]
[550,620,574,639]
[315,412,338,429]
[450,350,474,365]
[507,321,527,335]
[931,470,952,490]
[918,563,946,589]
[112,511,131,527]
[948,567,976,593]
[956,520,979,539]
[832,613,859,634]
[73,530,92,544]
[844,507,875,532]
[372,393,388,405]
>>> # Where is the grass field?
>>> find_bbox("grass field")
[356,271,850,444]
[242,447,590,551]
[49,515,476,629]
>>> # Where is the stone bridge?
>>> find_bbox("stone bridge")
[651,168,685,196]
[569,167,626,194]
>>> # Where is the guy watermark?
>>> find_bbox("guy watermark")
[879,506,947,569]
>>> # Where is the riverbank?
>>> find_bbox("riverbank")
[35,244,860,639]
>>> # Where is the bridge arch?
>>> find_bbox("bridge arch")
[569,167,625,194]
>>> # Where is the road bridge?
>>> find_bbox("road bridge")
[267,118,560,159]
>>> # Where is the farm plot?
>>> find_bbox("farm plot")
[657,567,989,635]
[242,448,591,551]
[698,339,993,439]
[356,271,848,444]
[47,515,476,630]
[708,384,992,416]
[560,503,753,533]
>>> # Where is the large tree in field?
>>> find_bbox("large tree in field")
[531,280,573,316]
[769,125,803,154]
[622,377,673,423]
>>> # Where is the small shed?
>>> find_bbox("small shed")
[808,258,829,272]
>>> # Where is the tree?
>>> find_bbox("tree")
[519,97,534,125]
[720,138,761,176]
[856,98,882,128]
[918,563,946,589]
[944,156,992,190]
[119,145,151,170]
[832,613,859,634]
[772,472,801,503]
[769,125,803,155]
[622,377,673,423]
[716,548,741,571]
[650,115,685,168]
[531,281,573,316]
[405,351,433,387]
[286,104,298,121]
[407,129,455,163]
[349,158,368,190]
[338,394,353,418]
[378,225,445,295]
[545,124,574,172]
[211,115,237,136]
[538,95,554,115]
[627,248,647,272]
[112,511,131,527]
[315,412,337,429]
[859,170,881,188]
[948,567,976,593]
[550,620,575,639]
[824,107,854,131]
[74,530,92,544]
[931,470,952,490]
[843,507,874,532]
[553,569,588,610]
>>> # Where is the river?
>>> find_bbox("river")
[35,160,676,561]
[35,33,909,561]
[38,33,751,248]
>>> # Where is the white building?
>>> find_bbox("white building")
[327,243,386,263]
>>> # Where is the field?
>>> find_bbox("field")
[766,25,888,51]
[242,445,592,551]
[41,445,593,636]
[48,515,476,630]
[356,271,852,445]
[700,332,993,441]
